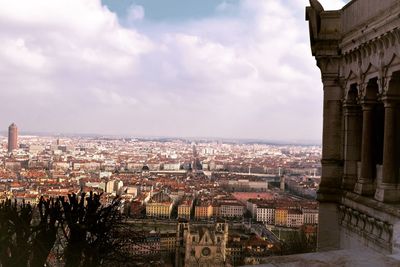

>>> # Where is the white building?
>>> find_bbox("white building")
[287,209,304,228]
[220,203,245,218]
[302,208,319,225]
[256,205,275,225]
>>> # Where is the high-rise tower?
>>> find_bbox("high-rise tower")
[8,123,18,152]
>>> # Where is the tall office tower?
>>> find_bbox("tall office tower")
[8,123,18,152]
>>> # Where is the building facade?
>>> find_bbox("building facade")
[302,208,319,225]
[182,223,228,267]
[178,196,194,219]
[146,192,174,218]
[256,205,275,225]
[307,0,400,254]
[194,204,213,220]
[219,202,245,219]
[286,209,303,228]
[8,123,18,152]
[274,208,288,227]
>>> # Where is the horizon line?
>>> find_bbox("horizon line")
[0,130,322,146]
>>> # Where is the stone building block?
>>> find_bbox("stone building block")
[318,203,340,251]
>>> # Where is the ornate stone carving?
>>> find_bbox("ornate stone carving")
[338,205,393,246]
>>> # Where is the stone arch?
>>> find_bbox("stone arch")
[372,42,378,55]
[367,45,372,57]
[383,36,391,49]
[344,71,358,100]
[386,71,400,97]
[386,54,400,74]
[362,62,379,77]
[394,29,400,45]
[361,46,367,60]
[362,77,380,100]
[346,83,358,104]
[343,61,361,80]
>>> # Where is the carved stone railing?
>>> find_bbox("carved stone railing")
[338,205,393,251]
[341,0,397,34]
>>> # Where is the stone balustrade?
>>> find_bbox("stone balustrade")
[338,205,393,251]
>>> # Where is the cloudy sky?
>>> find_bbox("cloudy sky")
[0,0,348,142]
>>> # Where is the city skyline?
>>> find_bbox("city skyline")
[0,0,347,142]
[0,128,322,146]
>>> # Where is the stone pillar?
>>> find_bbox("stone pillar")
[342,100,362,191]
[375,98,400,202]
[354,102,376,196]
[317,73,343,251]
[317,203,340,251]
[318,76,343,200]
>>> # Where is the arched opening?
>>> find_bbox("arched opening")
[355,77,383,196]
[367,78,384,180]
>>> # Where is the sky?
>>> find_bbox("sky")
[0,0,348,143]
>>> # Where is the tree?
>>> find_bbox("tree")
[0,192,127,267]
[60,192,123,267]
[0,197,61,267]
[0,199,33,267]
[31,197,63,267]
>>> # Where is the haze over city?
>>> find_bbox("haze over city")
[0,0,347,143]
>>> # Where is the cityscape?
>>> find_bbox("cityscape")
[0,123,320,266]
[5,0,399,267]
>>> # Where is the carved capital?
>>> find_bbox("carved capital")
[317,56,341,78]
[378,75,391,96]
[357,82,368,100]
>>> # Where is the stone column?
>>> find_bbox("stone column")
[354,101,376,196]
[342,100,362,191]
[318,76,343,201]
[317,203,340,252]
[375,98,400,202]
[317,74,343,251]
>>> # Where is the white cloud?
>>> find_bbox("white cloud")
[127,4,145,23]
[0,0,333,141]
[92,88,138,106]
[216,1,235,12]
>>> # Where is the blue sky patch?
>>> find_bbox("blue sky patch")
[102,0,240,22]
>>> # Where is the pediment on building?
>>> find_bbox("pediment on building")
[199,229,214,245]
